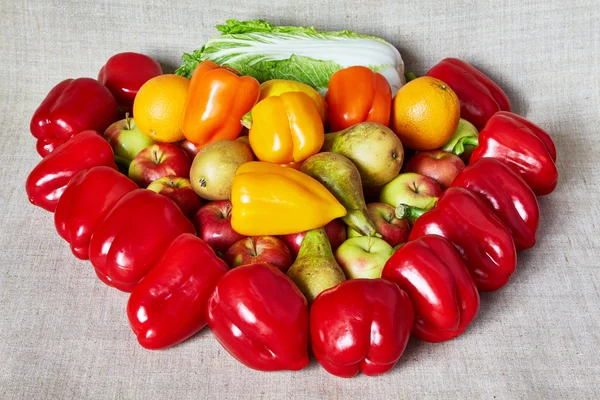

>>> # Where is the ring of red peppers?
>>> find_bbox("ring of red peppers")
[24,55,557,378]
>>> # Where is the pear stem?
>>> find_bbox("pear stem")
[395,204,429,220]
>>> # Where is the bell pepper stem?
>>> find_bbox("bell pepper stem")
[452,136,479,156]
[405,72,418,82]
[395,204,429,220]
[240,110,253,129]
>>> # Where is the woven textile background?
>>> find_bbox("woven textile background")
[1,0,599,399]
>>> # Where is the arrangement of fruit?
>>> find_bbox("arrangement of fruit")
[25,20,558,378]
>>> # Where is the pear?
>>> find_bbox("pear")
[301,152,378,237]
[286,227,346,304]
[322,122,404,187]
[190,139,254,201]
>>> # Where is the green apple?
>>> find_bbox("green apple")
[379,172,442,210]
[103,116,155,168]
[334,236,394,279]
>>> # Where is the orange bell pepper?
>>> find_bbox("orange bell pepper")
[249,92,324,164]
[231,162,346,236]
[326,66,392,131]
[183,61,260,148]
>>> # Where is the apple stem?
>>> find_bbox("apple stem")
[452,136,479,156]
[395,204,429,220]
[125,112,131,130]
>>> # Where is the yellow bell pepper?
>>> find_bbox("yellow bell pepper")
[258,80,327,123]
[249,91,325,164]
[231,162,346,236]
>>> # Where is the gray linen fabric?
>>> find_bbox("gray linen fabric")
[1,0,599,398]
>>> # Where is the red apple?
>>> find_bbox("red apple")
[404,150,465,190]
[147,176,203,218]
[379,172,442,211]
[335,236,394,279]
[193,200,246,255]
[347,203,410,247]
[128,143,191,187]
[224,236,293,272]
[178,139,200,160]
[279,219,346,257]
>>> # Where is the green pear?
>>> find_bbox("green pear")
[322,122,404,187]
[190,139,254,201]
[286,227,346,304]
[301,152,378,237]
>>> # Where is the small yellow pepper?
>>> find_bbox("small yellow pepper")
[249,92,324,164]
[231,162,346,236]
[258,80,327,123]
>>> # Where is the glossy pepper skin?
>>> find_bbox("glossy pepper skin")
[231,162,346,236]
[30,78,119,156]
[451,158,539,251]
[36,137,66,158]
[207,263,309,372]
[249,92,324,164]
[89,189,195,292]
[426,58,511,130]
[470,111,558,196]
[127,233,229,350]
[26,131,117,212]
[326,66,392,132]
[382,235,479,342]
[98,52,163,113]
[54,166,137,260]
[405,187,517,292]
[183,61,259,148]
[258,79,327,123]
[310,279,414,378]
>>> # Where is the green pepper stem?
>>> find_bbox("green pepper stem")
[240,111,253,129]
[405,72,418,82]
[395,204,430,220]
[452,136,479,156]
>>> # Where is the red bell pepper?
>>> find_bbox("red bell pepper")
[54,166,137,260]
[326,66,392,131]
[98,52,163,113]
[89,189,195,292]
[426,58,511,130]
[399,187,517,292]
[310,279,414,378]
[127,233,229,350]
[36,137,66,158]
[26,131,117,212]
[30,78,119,156]
[451,157,539,250]
[382,235,479,343]
[207,263,309,371]
[468,111,558,195]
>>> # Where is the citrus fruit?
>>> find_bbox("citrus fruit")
[390,76,460,151]
[133,74,189,143]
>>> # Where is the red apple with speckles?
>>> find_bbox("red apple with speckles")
[224,236,293,272]
[279,219,346,257]
[193,200,246,255]
[404,150,465,190]
[128,143,191,188]
[147,176,203,218]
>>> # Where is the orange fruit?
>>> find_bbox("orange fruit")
[133,74,189,143]
[390,76,460,150]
